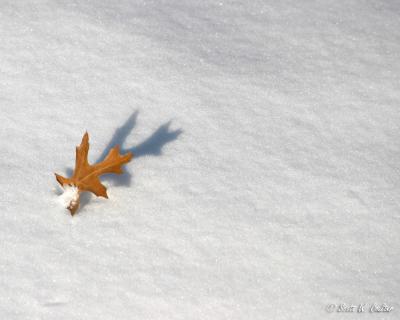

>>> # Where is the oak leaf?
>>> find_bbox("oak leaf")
[55,132,133,215]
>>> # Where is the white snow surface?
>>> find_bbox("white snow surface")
[1,1,399,319]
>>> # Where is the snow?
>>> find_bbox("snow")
[58,184,79,210]
[0,0,399,319]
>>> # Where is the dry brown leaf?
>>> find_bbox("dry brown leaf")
[55,132,133,215]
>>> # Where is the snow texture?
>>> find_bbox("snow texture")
[0,1,399,319]
[58,185,79,210]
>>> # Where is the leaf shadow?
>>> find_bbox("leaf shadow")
[79,192,92,211]
[63,110,182,209]
[98,110,182,187]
